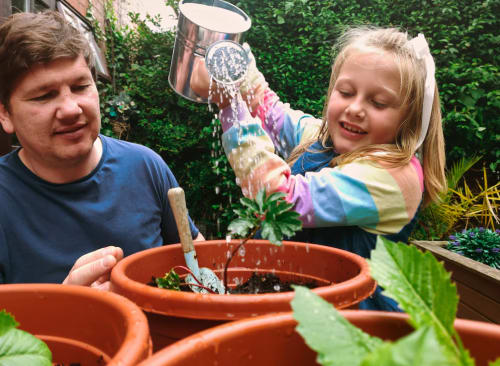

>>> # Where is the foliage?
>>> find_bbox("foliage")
[236,0,500,171]
[291,237,500,366]
[0,310,52,365]
[412,156,499,240]
[446,227,500,269]
[87,2,241,238]
[90,0,499,238]
[155,268,181,291]
[223,189,302,290]
[228,189,302,246]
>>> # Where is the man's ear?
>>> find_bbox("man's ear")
[0,103,14,134]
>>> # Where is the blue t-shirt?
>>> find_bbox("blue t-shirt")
[0,135,199,284]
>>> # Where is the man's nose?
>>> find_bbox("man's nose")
[55,92,82,121]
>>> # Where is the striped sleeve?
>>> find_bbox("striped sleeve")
[220,102,423,235]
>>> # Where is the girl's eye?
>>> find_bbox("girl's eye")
[372,100,387,108]
[338,90,352,97]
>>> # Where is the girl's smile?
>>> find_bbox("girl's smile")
[327,51,408,154]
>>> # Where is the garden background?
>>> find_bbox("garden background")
[89,0,499,240]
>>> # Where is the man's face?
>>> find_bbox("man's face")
[0,55,100,168]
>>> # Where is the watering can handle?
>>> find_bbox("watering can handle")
[168,187,195,253]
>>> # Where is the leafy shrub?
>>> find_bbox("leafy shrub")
[90,0,499,239]
[236,0,500,171]
[446,227,500,269]
[411,156,499,241]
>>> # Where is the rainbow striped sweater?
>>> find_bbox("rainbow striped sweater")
[219,92,423,236]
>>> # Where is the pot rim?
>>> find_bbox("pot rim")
[0,283,151,366]
[138,310,500,366]
[111,240,377,319]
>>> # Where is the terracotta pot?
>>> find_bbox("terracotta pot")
[138,311,500,366]
[110,239,376,351]
[0,283,151,366]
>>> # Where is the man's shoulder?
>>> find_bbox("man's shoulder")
[101,135,160,161]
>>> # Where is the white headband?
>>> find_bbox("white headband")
[408,33,435,150]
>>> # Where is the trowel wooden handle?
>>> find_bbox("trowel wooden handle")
[168,187,195,253]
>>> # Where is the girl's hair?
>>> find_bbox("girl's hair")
[0,11,94,110]
[287,26,446,206]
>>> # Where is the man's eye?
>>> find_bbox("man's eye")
[73,85,90,92]
[31,92,55,101]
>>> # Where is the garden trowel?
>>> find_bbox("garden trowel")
[168,187,225,294]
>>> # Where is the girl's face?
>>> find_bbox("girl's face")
[327,51,408,154]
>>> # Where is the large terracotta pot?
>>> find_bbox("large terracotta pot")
[138,311,500,366]
[0,283,151,366]
[110,239,376,351]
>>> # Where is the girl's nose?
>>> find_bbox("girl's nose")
[346,98,365,119]
[55,94,83,121]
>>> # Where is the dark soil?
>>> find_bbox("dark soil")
[229,272,318,294]
[150,272,319,294]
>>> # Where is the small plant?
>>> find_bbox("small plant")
[0,310,52,365]
[224,189,302,289]
[292,237,500,366]
[446,227,500,269]
[155,189,302,293]
[154,266,218,293]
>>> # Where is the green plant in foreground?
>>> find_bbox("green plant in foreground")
[0,310,52,365]
[446,228,500,269]
[292,237,500,366]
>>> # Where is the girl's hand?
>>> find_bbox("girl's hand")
[190,57,231,109]
[62,246,124,291]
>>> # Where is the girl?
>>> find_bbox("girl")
[193,26,446,310]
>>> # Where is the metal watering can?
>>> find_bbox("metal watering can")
[168,0,252,103]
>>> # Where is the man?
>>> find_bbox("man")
[0,11,203,290]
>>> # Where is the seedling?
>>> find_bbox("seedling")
[224,189,302,291]
[155,266,218,293]
[292,236,500,366]
[157,188,302,294]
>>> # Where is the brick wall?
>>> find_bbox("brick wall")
[66,0,106,28]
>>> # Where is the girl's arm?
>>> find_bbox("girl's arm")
[220,103,423,234]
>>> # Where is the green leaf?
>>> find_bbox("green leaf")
[0,311,18,337]
[368,237,473,366]
[239,197,259,212]
[228,218,255,237]
[0,311,52,366]
[292,286,384,366]
[261,220,283,246]
[360,326,457,366]
[489,358,500,366]
[255,189,266,211]
[156,268,181,290]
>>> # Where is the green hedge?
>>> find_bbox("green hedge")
[95,0,499,239]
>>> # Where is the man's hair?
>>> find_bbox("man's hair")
[0,11,95,109]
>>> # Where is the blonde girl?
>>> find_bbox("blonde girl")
[193,26,446,310]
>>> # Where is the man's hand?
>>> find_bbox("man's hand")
[62,246,124,291]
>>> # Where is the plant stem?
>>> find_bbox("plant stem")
[173,265,217,294]
[223,226,259,294]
